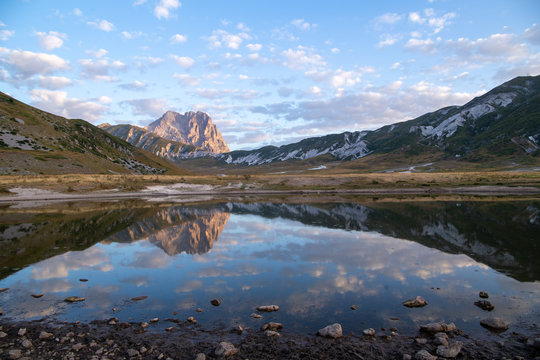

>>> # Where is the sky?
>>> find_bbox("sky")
[1,0,539,151]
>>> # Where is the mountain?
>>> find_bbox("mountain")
[213,75,539,168]
[146,110,229,153]
[0,92,189,175]
[99,123,207,161]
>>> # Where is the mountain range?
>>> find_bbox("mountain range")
[102,75,540,173]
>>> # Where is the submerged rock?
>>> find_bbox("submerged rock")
[187,316,197,324]
[436,341,462,358]
[0,288,8,292]
[420,322,456,333]
[64,296,85,302]
[150,318,159,323]
[215,341,238,357]
[350,305,358,310]
[231,324,243,334]
[250,313,262,319]
[479,291,489,298]
[474,300,494,311]
[131,295,148,301]
[210,299,221,306]
[403,296,428,308]
[317,323,342,338]
[480,318,509,331]
[31,294,43,298]
[256,305,279,312]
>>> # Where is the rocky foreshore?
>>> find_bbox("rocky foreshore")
[0,318,538,360]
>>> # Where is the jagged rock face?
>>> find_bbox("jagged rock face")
[146,111,229,153]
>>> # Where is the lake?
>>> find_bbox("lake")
[0,197,539,339]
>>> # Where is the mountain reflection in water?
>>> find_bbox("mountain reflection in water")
[0,199,539,337]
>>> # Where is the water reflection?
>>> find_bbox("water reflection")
[0,199,538,337]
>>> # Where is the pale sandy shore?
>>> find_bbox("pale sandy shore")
[0,185,539,204]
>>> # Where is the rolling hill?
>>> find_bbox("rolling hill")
[0,92,189,175]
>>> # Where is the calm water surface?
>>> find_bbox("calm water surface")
[0,199,539,338]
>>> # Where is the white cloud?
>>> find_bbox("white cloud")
[0,49,70,79]
[331,48,340,54]
[80,58,127,82]
[246,43,262,52]
[206,29,251,50]
[170,33,187,44]
[133,0,147,5]
[86,48,108,58]
[409,12,425,24]
[524,24,540,45]
[281,47,326,69]
[37,75,72,89]
[154,0,181,19]
[135,56,164,69]
[123,98,168,117]
[119,80,147,91]
[35,31,66,51]
[404,37,439,53]
[237,22,251,32]
[170,55,195,68]
[291,19,316,31]
[73,8,83,16]
[0,29,14,41]
[408,9,455,34]
[239,74,248,80]
[194,88,261,101]
[377,34,400,48]
[174,73,200,86]
[374,13,402,25]
[446,33,529,62]
[88,19,115,32]
[30,89,108,122]
[306,67,374,89]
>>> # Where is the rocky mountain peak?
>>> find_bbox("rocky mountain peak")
[146,111,229,153]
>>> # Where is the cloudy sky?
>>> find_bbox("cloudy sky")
[1,0,539,150]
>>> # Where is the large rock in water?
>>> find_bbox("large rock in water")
[146,111,229,153]
[317,323,343,338]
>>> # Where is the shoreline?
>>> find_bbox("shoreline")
[0,185,539,204]
[0,318,538,359]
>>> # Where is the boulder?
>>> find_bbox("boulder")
[474,300,494,311]
[64,296,85,302]
[215,342,238,357]
[317,323,343,338]
[261,322,282,331]
[433,332,449,346]
[211,299,221,306]
[420,322,456,333]
[256,305,279,312]
[403,296,428,308]
[414,349,437,360]
[479,291,489,298]
[362,328,375,336]
[436,341,462,358]
[480,318,509,331]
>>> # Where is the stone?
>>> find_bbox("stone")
[0,288,8,292]
[8,349,22,359]
[31,294,43,298]
[140,346,147,353]
[434,332,449,346]
[415,338,428,345]
[231,325,243,334]
[265,330,281,337]
[0,331,7,338]
[479,291,489,298]
[474,300,494,311]
[480,318,509,331]
[350,305,358,310]
[215,342,238,357]
[0,307,2,315]
[210,299,221,306]
[17,328,26,336]
[79,279,88,282]
[436,341,462,358]
[250,313,262,319]
[420,322,456,333]
[187,317,197,324]
[64,296,85,302]
[165,326,174,332]
[39,331,53,340]
[196,308,202,312]
[317,323,342,339]
[72,343,85,351]
[403,355,412,360]
[150,318,159,323]
[127,348,140,357]
[131,296,148,301]
[403,296,428,307]
[141,322,149,328]
[362,328,375,336]
[22,339,32,348]
[414,349,437,360]
[112,308,119,311]
[261,322,283,331]
[256,305,279,312]
[195,354,206,360]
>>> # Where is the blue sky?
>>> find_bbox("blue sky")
[1,0,539,150]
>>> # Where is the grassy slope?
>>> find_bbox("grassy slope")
[0,92,189,175]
